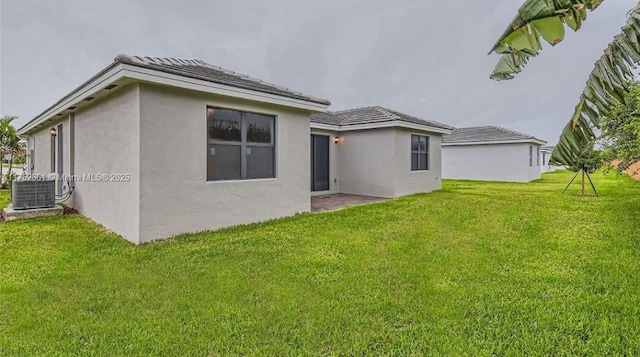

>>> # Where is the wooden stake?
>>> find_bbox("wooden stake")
[585,171,599,197]
[562,171,581,194]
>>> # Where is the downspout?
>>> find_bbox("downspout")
[69,113,75,183]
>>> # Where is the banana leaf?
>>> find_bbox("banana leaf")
[490,1,640,166]
[489,0,604,81]
[550,4,640,165]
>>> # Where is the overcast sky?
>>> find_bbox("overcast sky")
[1,0,637,144]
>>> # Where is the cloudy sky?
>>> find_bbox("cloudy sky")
[1,0,637,144]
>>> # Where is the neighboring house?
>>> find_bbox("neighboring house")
[541,146,558,173]
[18,55,452,244]
[310,106,453,198]
[442,126,547,182]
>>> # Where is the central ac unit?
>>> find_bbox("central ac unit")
[12,179,56,210]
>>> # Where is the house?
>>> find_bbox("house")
[442,126,547,182]
[541,146,557,173]
[18,55,452,244]
[310,106,453,198]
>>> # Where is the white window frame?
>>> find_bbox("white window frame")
[411,134,430,171]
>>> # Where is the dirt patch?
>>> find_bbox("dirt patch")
[611,160,640,180]
[63,206,79,215]
[624,162,640,180]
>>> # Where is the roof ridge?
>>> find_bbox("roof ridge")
[455,125,533,138]
[373,106,401,120]
[188,59,316,101]
[315,106,453,131]
[445,126,547,144]
[113,54,330,105]
[382,107,455,130]
[489,125,534,139]
[116,54,299,92]
[334,105,378,114]
[115,54,206,66]
[333,106,401,121]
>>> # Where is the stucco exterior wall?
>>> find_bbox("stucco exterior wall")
[337,128,396,198]
[310,129,340,196]
[541,151,557,174]
[311,127,443,198]
[526,145,543,182]
[30,127,52,175]
[27,114,73,200]
[72,84,141,243]
[393,129,443,197]
[137,83,312,243]
[442,143,542,182]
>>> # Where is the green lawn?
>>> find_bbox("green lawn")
[1,171,639,355]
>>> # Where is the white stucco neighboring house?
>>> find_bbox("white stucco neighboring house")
[442,126,547,182]
[17,55,452,244]
[541,146,559,173]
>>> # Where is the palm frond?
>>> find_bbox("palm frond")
[550,5,640,165]
[490,0,604,80]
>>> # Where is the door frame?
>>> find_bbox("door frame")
[311,134,330,192]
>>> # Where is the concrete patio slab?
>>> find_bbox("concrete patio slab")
[3,205,63,221]
[311,194,387,212]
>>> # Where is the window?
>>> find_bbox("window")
[207,107,275,181]
[543,153,547,166]
[536,147,540,166]
[529,146,533,167]
[411,135,429,171]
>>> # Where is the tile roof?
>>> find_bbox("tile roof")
[443,126,546,144]
[311,106,453,131]
[115,54,331,105]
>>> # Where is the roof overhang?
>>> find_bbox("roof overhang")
[311,120,452,135]
[20,63,329,135]
[443,139,547,146]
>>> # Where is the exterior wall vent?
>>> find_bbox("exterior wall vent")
[105,84,118,90]
[12,179,56,210]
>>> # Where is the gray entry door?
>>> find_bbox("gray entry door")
[311,135,329,192]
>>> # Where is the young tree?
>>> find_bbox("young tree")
[599,84,640,172]
[0,115,22,187]
[565,140,603,196]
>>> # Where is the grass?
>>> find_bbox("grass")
[1,170,639,355]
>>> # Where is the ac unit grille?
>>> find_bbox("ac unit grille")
[12,180,56,210]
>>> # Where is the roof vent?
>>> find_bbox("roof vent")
[84,97,95,102]
[105,84,118,90]
[68,106,77,110]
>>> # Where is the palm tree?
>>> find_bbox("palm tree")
[0,115,22,187]
[489,1,640,167]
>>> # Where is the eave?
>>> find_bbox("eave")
[19,63,330,136]
[442,139,548,146]
[311,120,453,135]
